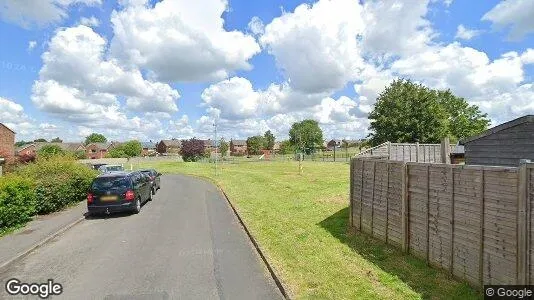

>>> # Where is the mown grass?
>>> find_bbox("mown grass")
[136,160,480,300]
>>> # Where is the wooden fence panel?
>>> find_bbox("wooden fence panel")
[428,165,453,270]
[408,164,429,259]
[361,160,375,234]
[351,159,363,231]
[452,167,483,286]
[529,166,534,284]
[483,168,519,285]
[387,162,404,247]
[372,162,388,240]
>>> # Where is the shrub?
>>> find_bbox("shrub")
[181,138,206,162]
[0,176,37,231]
[16,156,97,214]
[37,144,65,159]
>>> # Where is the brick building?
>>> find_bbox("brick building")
[230,140,247,155]
[0,123,15,162]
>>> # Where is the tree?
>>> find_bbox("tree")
[278,140,295,155]
[219,138,229,157]
[50,137,63,143]
[84,133,107,145]
[37,144,65,159]
[74,150,86,159]
[246,136,265,155]
[289,119,324,154]
[180,138,206,162]
[264,130,275,150]
[34,138,47,142]
[367,79,489,146]
[107,141,142,158]
[15,141,28,147]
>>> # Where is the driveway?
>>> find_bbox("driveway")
[0,175,283,300]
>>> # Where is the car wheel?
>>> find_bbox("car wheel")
[151,186,156,196]
[133,197,141,214]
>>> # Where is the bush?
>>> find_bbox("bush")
[37,144,65,159]
[0,176,37,231]
[181,138,206,162]
[16,156,97,214]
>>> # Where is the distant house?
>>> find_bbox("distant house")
[272,142,281,153]
[202,139,216,153]
[85,142,112,159]
[230,140,247,155]
[16,143,37,157]
[34,142,86,153]
[327,139,342,150]
[460,115,534,166]
[141,141,156,156]
[156,139,182,154]
[0,123,15,162]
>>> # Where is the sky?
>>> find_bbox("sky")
[0,0,533,143]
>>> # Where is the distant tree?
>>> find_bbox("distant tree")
[289,119,324,154]
[84,133,107,145]
[37,144,65,159]
[278,140,295,155]
[107,141,142,158]
[368,79,489,146]
[74,150,87,159]
[15,141,28,147]
[219,138,229,157]
[246,136,265,155]
[50,137,63,143]
[180,138,206,162]
[34,138,47,143]
[263,130,275,150]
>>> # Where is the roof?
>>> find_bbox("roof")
[202,139,216,147]
[160,139,182,147]
[0,123,15,134]
[141,142,156,149]
[231,140,247,146]
[451,144,465,155]
[460,115,534,144]
[86,142,112,149]
[35,142,86,151]
[16,143,35,152]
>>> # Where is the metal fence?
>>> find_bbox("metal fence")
[350,157,534,287]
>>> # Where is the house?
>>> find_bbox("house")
[156,139,182,154]
[230,140,247,155]
[460,115,534,166]
[16,143,37,157]
[0,123,15,162]
[273,142,281,153]
[141,141,156,156]
[202,139,217,153]
[326,139,342,150]
[34,142,86,153]
[85,142,113,159]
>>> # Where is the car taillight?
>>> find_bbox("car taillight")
[125,190,135,201]
[87,193,94,204]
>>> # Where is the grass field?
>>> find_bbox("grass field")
[136,160,480,300]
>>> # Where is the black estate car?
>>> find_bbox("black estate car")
[139,169,161,194]
[87,171,152,215]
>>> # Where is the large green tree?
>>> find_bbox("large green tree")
[246,136,265,155]
[51,137,63,143]
[219,138,229,156]
[368,79,489,146]
[278,140,295,155]
[84,133,107,145]
[263,130,275,150]
[289,119,324,154]
[107,141,142,158]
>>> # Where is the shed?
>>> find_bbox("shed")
[460,115,534,166]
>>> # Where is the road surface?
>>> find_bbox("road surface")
[0,175,282,300]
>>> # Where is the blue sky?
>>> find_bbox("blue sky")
[0,0,533,142]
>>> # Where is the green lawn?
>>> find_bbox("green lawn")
[136,161,480,300]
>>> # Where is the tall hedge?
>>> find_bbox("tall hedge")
[16,156,97,214]
[0,176,36,231]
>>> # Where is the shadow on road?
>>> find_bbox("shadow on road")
[317,207,480,299]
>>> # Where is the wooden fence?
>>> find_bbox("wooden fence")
[349,158,534,287]
[357,142,450,163]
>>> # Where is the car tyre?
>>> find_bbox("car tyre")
[133,197,141,214]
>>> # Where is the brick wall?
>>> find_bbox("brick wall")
[0,124,15,162]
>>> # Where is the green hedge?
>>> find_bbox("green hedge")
[0,176,37,231]
[16,156,97,214]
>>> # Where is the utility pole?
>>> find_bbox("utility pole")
[213,122,218,176]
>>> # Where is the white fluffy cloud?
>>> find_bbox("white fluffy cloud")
[455,25,482,40]
[79,16,100,27]
[109,0,260,82]
[0,0,101,28]
[482,0,534,40]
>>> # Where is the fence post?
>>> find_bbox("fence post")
[479,168,485,287]
[517,163,529,284]
[426,165,430,265]
[401,162,409,252]
[449,165,455,275]
[370,161,376,236]
[441,137,451,164]
[349,158,354,228]
[416,142,420,162]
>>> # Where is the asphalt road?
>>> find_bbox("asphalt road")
[0,175,282,300]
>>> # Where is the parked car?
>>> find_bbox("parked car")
[87,171,152,215]
[98,164,124,173]
[90,163,107,170]
[139,169,161,194]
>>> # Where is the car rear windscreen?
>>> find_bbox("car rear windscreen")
[107,166,124,171]
[91,177,131,192]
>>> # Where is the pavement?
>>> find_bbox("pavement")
[0,175,283,300]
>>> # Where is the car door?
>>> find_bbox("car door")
[153,170,161,189]
[141,173,150,201]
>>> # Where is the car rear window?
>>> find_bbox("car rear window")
[106,166,124,171]
[91,176,131,191]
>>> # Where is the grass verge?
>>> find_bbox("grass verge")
[136,160,481,300]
